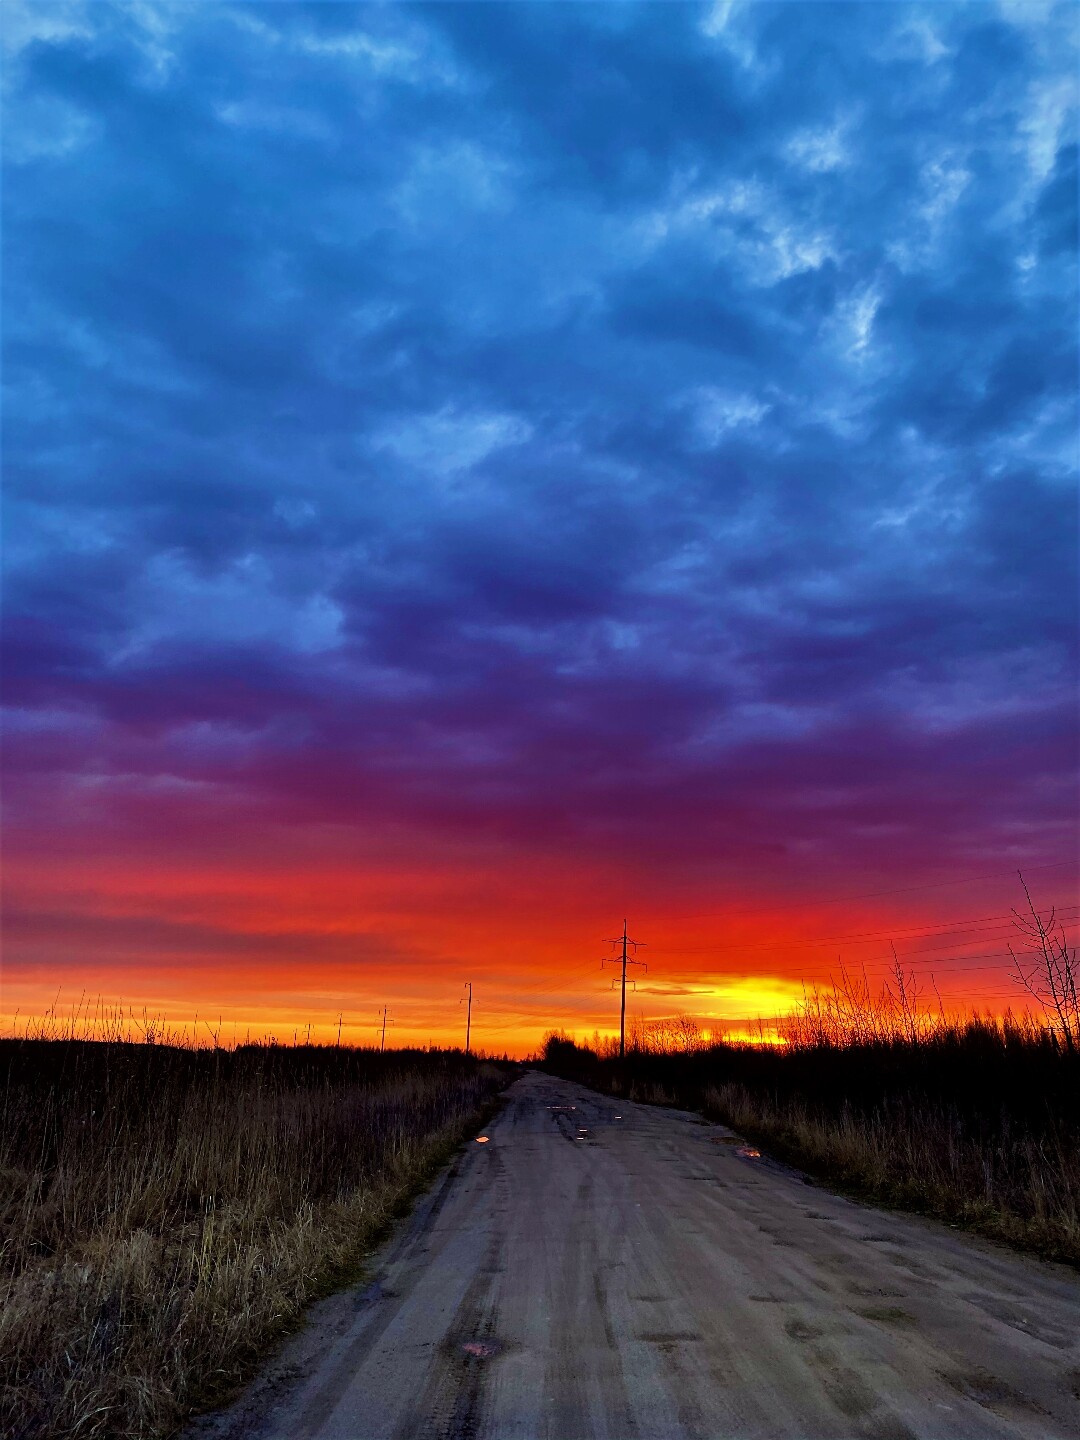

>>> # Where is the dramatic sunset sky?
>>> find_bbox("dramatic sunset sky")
[3,1,1077,1054]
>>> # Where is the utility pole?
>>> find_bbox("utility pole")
[602,919,646,1059]
[337,1013,343,1047]
[463,982,473,1055]
[377,1006,394,1053]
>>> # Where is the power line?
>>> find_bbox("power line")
[461,931,1075,1032]
[646,903,1077,958]
[668,920,1071,967]
[640,860,1075,920]
[450,921,1075,1026]
[449,910,1077,1025]
[351,880,1074,1047]
[469,964,635,1033]
[640,945,1073,987]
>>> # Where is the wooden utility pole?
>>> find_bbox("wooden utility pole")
[378,1006,394,1053]
[463,982,473,1054]
[603,920,646,1058]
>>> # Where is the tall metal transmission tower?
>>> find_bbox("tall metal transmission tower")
[603,919,646,1058]
[462,982,473,1054]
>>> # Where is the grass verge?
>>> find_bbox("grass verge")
[697,1079,1080,1264]
[0,1040,512,1440]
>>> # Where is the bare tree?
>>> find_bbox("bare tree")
[1010,871,1079,1051]
[672,1013,703,1054]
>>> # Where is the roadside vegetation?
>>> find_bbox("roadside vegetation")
[543,889,1080,1266]
[0,1035,509,1440]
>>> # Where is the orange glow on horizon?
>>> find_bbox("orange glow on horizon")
[4,839,1073,1058]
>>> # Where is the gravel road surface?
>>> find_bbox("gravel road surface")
[192,1070,1080,1439]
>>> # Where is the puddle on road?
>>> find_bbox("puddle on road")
[462,1340,501,1360]
[711,1136,762,1158]
[474,1136,490,1144]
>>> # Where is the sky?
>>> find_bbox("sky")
[3,0,1078,1054]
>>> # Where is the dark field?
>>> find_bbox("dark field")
[542,1014,1080,1267]
[0,1039,509,1440]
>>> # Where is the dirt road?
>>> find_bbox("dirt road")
[194,1071,1080,1439]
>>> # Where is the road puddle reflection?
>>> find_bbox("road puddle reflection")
[737,1146,762,1159]
[462,1340,501,1359]
[475,1136,490,1144]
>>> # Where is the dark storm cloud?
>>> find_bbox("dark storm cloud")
[3,0,1077,885]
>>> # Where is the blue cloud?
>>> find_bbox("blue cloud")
[2,0,1077,890]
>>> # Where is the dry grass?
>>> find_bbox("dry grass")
[699,1069,1080,1263]
[0,1039,509,1440]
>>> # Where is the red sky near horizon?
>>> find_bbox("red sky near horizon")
[5,800,1076,1053]
[3,4,1077,1054]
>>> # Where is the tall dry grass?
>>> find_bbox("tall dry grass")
[0,1038,508,1440]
